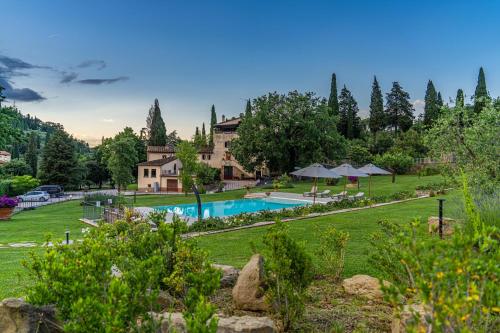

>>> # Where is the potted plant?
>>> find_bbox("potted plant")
[0,195,18,220]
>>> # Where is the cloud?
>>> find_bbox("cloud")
[76,60,106,70]
[412,99,425,115]
[77,76,129,85]
[101,118,114,123]
[60,71,78,83]
[0,77,45,102]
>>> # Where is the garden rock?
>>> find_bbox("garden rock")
[156,290,176,310]
[391,303,430,333]
[428,216,456,236]
[342,275,390,300]
[213,264,240,288]
[218,315,277,332]
[156,312,186,333]
[0,298,62,333]
[232,254,269,311]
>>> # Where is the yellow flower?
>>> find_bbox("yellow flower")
[436,272,444,279]
[456,268,463,274]
[492,307,500,313]
[461,314,470,321]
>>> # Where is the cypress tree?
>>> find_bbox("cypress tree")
[473,67,488,113]
[201,123,207,147]
[455,89,465,108]
[369,76,385,133]
[209,105,217,147]
[437,92,444,107]
[423,80,438,127]
[328,73,339,117]
[244,99,252,118]
[385,82,414,134]
[147,99,167,146]
[25,132,38,177]
[338,85,361,139]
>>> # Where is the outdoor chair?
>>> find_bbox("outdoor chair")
[303,191,316,197]
[348,192,365,201]
[331,191,347,199]
[318,189,331,198]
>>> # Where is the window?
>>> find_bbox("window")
[207,154,211,160]
[173,164,177,173]
[224,141,231,148]
[143,168,149,178]
[151,169,157,178]
[162,155,167,159]
[202,154,206,160]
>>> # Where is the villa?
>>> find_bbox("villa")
[137,116,268,192]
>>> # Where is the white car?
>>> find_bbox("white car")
[18,191,50,202]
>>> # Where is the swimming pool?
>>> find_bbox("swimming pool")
[155,198,307,219]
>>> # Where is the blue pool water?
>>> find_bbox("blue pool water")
[155,198,307,219]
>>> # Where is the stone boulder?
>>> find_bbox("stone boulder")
[213,264,240,288]
[232,254,268,311]
[391,304,430,333]
[156,312,276,333]
[0,298,61,333]
[218,315,276,332]
[156,290,176,311]
[428,216,456,236]
[342,275,390,300]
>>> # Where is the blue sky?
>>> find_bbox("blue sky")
[1,0,499,145]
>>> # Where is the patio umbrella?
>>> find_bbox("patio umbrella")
[357,163,391,197]
[291,163,342,204]
[330,163,368,192]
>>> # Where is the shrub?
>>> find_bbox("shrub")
[0,159,32,176]
[370,178,499,332]
[126,183,138,190]
[10,175,40,196]
[373,152,414,174]
[263,220,313,331]
[0,179,12,195]
[196,163,220,186]
[314,226,349,280]
[347,141,372,165]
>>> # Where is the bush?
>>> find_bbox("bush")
[196,163,220,186]
[314,226,349,280]
[126,183,138,190]
[0,179,12,195]
[263,220,313,331]
[24,215,219,332]
[10,175,40,196]
[419,165,441,176]
[373,152,414,174]
[347,141,372,165]
[0,159,32,177]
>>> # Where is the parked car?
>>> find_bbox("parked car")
[34,185,64,198]
[18,191,50,202]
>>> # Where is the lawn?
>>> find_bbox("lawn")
[0,174,447,299]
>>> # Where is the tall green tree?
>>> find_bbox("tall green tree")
[147,99,167,146]
[455,89,465,108]
[25,132,38,177]
[39,130,79,188]
[176,141,198,195]
[328,73,339,117]
[437,92,444,107]
[473,67,488,114]
[244,99,252,118]
[106,137,138,192]
[369,76,385,133]
[338,85,361,139]
[114,127,146,179]
[385,82,414,134]
[209,105,217,147]
[201,123,207,147]
[423,80,439,127]
[0,84,5,108]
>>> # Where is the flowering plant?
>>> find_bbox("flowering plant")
[348,176,358,183]
[0,195,18,208]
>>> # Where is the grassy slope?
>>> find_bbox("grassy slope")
[196,191,463,277]
[0,175,445,299]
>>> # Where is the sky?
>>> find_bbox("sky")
[1,0,499,145]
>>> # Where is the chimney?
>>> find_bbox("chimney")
[222,115,226,122]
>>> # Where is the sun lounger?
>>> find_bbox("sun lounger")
[331,191,347,199]
[348,192,365,201]
[318,190,331,198]
[303,191,316,197]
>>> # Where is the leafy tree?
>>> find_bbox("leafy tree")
[328,73,339,117]
[209,105,217,147]
[39,130,80,188]
[347,140,372,165]
[166,130,181,147]
[338,85,361,139]
[10,175,40,196]
[114,127,146,178]
[0,84,5,108]
[369,76,385,133]
[423,80,439,127]
[368,131,394,155]
[473,67,488,114]
[455,89,465,107]
[0,106,22,149]
[147,99,167,146]
[25,132,38,177]
[1,159,32,177]
[106,137,138,192]
[176,141,198,195]
[231,91,346,174]
[391,128,427,158]
[385,82,414,134]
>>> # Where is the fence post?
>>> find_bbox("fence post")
[437,198,445,239]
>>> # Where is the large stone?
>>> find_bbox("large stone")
[156,312,186,333]
[0,298,61,333]
[232,254,268,311]
[428,216,456,236]
[342,275,390,300]
[218,315,276,333]
[213,264,240,288]
[156,290,176,310]
[391,304,430,333]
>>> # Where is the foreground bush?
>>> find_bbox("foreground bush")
[314,226,349,280]
[23,215,220,332]
[370,178,499,332]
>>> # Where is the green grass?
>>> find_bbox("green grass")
[196,191,463,278]
[0,174,448,299]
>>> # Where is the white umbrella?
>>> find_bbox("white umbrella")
[330,163,368,192]
[358,163,391,197]
[291,163,342,204]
